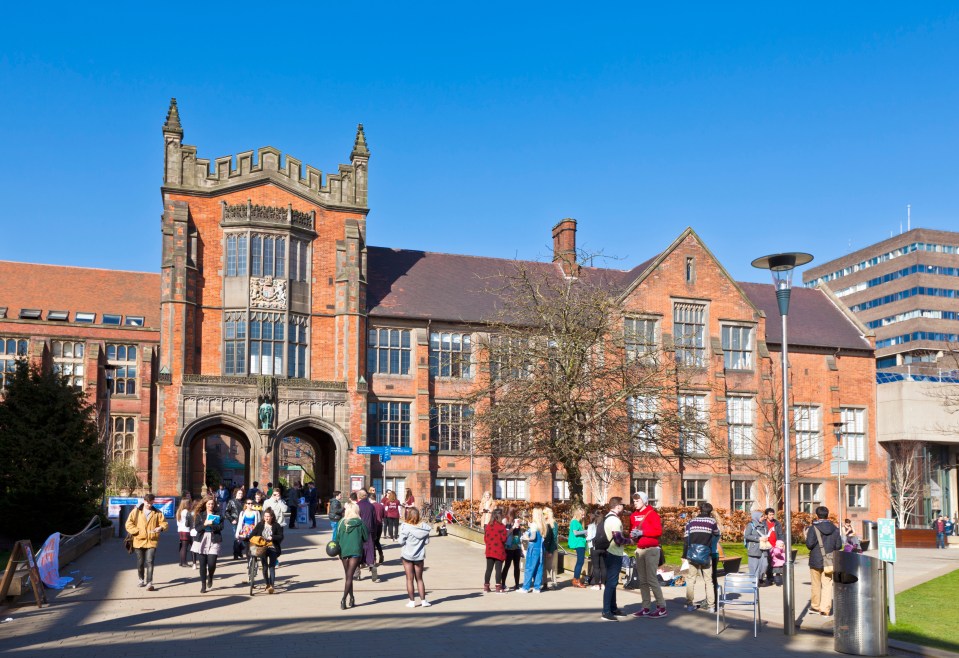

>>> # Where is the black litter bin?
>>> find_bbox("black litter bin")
[833,551,887,656]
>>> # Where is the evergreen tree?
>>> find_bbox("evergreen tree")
[0,360,104,542]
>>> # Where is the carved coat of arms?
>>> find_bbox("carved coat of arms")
[250,276,288,309]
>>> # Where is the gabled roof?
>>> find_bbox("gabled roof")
[0,261,161,329]
[366,247,642,324]
[367,246,873,352]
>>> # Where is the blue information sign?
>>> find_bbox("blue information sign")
[357,445,413,457]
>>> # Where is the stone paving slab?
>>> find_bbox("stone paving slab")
[0,522,954,658]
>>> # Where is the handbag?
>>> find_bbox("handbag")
[813,525,835,576]
[687,543,712,567]
[124,508,139,554]
[759,537,772,551]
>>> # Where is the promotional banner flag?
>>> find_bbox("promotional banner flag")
[37,533,72,589]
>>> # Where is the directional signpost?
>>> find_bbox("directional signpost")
[831,445,848,522]
[356,446,413,493]
[878,517,897,623]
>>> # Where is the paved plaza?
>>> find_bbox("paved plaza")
[1,523,956,657]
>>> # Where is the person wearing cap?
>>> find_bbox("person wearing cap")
[629,491,667,618]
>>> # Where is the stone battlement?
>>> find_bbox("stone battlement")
[161,98,369,211]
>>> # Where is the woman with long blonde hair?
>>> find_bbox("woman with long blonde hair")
[480,491,494,528]
[518,507,545,593]
[336,501,369,609]
[542,507,559,590]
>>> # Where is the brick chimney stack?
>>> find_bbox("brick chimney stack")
[552,218,579,277]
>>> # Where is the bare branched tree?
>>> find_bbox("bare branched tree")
[884,441,929,528]
[461,258,704,500]
[710,360,820,510]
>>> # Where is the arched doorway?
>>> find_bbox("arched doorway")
[177,413,262,498]
[273,418,350,501]
[188,429,252,495]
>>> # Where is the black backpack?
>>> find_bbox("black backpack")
[593,514,614,552]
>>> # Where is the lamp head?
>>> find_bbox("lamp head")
[751,252,814,315]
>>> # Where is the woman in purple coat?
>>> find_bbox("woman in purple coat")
[357,489,382,582]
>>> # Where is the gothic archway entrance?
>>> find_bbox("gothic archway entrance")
[177,414,262,498]
[188,430,252,495]
[272,418,350,502]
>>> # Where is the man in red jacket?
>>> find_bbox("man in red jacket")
[629,491,667,618]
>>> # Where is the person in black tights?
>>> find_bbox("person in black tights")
[191,498,223,594]
[484,508,508,592]
[336,501,369,609]
[502,506,524,591]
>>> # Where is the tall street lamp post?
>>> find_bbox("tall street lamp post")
[752,251,813,637]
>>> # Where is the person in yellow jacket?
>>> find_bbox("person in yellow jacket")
[124,493,169,591]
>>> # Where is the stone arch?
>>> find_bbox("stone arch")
[272,416,351,496]
[176,413,262,496]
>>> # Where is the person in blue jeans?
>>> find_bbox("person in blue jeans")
[518,507,545,593]
[567,506,588,587]
[600,497,629,621]
[933,515,947,549]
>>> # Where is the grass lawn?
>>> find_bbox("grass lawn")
[889,568,959,653]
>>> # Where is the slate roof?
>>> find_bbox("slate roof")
[737,282,871,351]
[367,247,871,352]
[0,261,161,329]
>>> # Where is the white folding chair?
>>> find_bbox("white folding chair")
[716,572,761,637]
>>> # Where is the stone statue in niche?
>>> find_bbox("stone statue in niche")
[258,398,275,430]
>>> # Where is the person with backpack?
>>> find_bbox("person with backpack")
[586,509,606,590]
[306,482,319,528]
[598,496,630,621]
[806,505,842,616]
[175,498,194,568]
[328,490,344,528]
[629,491,667,619]
[683,501,720,612]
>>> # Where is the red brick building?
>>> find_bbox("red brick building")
[0,99,886,520]
[0,262,160,486]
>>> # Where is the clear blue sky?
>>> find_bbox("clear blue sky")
[2,4,957,282]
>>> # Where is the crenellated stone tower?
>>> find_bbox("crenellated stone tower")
[154,98,371,497]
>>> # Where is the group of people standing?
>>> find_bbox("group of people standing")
[744,507,786,587]
[482,505,560,593]
[477,491,670,622]
[331,487,430,609]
